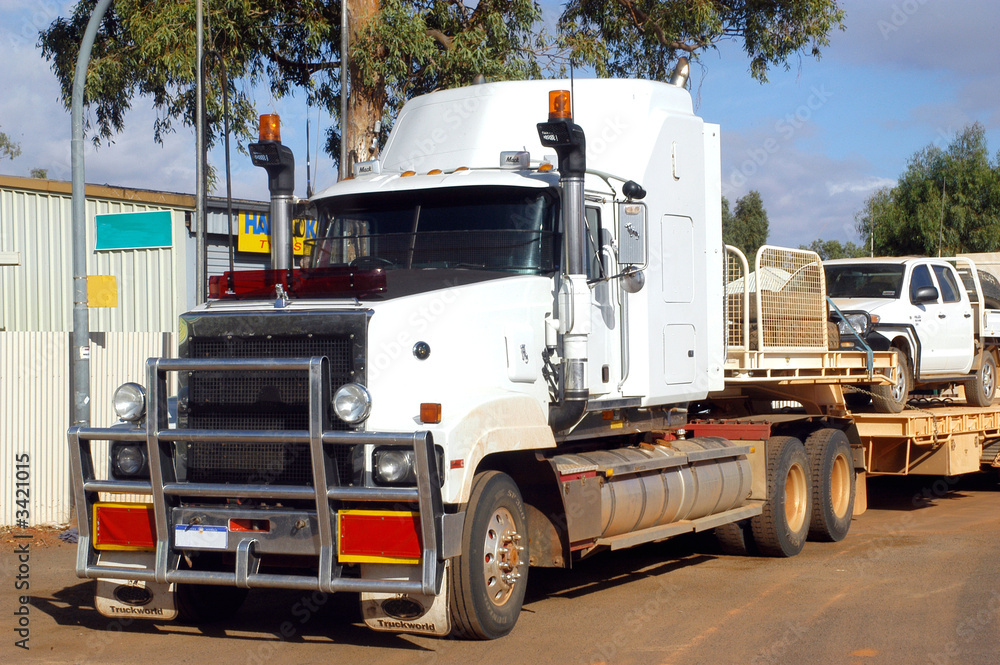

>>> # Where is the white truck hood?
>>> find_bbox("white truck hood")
[830,297,899,316]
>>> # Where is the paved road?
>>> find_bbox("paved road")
[5,473,1000,665]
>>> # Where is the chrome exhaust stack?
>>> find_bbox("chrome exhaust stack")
[538,91,590,432]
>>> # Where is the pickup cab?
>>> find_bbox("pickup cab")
[824,257,1000,412]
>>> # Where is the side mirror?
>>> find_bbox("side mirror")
[912,285,939,304]
[617,201,647,265]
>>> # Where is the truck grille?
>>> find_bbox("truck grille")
[178,311,368,487]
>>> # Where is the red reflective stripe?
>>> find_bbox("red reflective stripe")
[94,504,156,549]
[338,512,421,560]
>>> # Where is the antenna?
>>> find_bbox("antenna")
[570,59,575,112]
[306,111,313,198]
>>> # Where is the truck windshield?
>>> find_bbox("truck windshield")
[306,186,559,275]
[825,264,906,299]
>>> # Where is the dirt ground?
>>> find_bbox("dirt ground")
[4,473,1000,665]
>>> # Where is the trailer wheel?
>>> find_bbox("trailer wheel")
[965,353,997,407]
[870,347,910,413]
[804,428,855,542]
[750,436,811,557]
[449,471,529,639]
[714,519,756,556]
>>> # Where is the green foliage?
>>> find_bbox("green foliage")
[40,0,340,149]
[559,0,845,82]
[856,123,1000,256]
[1,127,21,160]
[39,1,846,164]
[39,0,543,158]
[799,238,865,260]
[30,168,49,179]
[724,190,770,259]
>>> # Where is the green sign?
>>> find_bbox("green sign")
[95,210,173,250]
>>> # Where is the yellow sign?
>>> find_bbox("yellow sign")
[87,275,118,307]
[237,212,317,255]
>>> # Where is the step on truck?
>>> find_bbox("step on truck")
[72,75,923,639]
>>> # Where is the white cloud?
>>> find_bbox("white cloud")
[826,176,896,196]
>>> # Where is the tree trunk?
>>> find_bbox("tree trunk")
[344,0,385,176]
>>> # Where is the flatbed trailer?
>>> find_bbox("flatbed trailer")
[854,402,1000,476]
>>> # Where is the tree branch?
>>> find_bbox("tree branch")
[427,28,454,50]
[268,51,340,74]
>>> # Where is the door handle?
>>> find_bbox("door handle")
[938,313,946,319]
[965,313,972,318]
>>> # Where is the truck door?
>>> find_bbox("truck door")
[585,205,620,397]
[910,263,974,376]
[931,264,974,374]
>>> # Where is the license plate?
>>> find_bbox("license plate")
[174,524,228,550]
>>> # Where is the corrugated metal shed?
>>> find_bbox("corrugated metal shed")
[0,175,196,333]
[0,175,275,525]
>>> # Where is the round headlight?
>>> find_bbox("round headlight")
[113,383,147,422]
[333,383,372,424]
[374,449,415,485]
[113,444,146,476]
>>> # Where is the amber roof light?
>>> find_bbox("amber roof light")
[259,114,281,142]
[548,90,572,121]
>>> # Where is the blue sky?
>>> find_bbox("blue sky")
[1,0,998,249]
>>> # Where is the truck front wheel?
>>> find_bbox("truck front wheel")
[804,428,855,542]
[870,347,910,413]
[449,471,529,639]
[964,353,997,407]
[750,436,811,557]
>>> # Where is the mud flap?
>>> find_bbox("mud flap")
[95,579,178,620]
[361,561,451,636]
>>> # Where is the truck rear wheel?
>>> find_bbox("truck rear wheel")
[714,519,756,556]
[449,471,528,639]
[804,428,855,542]
[870,347,910,413]
[750,436,811,557]
[964,353,997,407]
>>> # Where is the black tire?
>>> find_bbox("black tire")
[804,428,856,542]
[978,270,1000,310]
[176,583,248,624]
[750,436,811,557]
[965,353,997,407]
[449,471,529,639]
[870,347,910,413]
[714,519,756,556]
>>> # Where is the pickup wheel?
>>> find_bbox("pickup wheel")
[449,471,528,639]
[965,353,997,407]
[870,347,910,413]
[750,436,811,557]
[804,428,855,542]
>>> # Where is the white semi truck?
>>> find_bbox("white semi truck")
[70,76,921,639]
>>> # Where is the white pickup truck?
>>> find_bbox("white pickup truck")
[825,257,1000,412]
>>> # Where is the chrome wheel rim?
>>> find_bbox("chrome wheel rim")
[482,507,523,607]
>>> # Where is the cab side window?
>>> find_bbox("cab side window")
[932,265,961,303]
[910,265,937,303]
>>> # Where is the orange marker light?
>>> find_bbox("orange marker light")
[420,403,442,424]
[258,114,281,142]
[548,90,572,120]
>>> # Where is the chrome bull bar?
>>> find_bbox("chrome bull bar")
[68,356,447,596]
